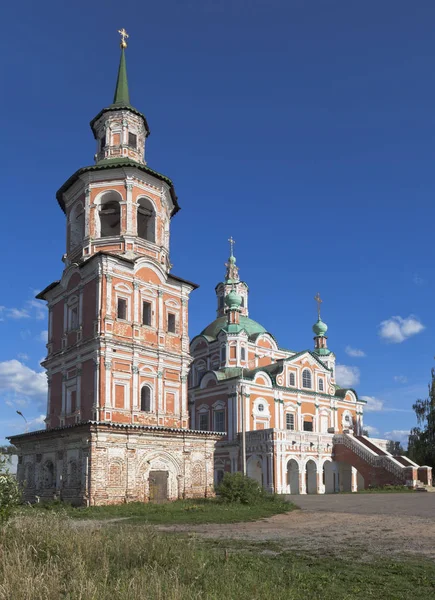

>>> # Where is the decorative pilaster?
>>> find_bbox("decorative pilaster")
[104,360,112,408]
[125,180,134,235]
[132,365,139,410]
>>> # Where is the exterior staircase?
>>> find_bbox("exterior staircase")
[333,433,432,489]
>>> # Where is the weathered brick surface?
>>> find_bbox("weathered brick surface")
[12,424,220,506]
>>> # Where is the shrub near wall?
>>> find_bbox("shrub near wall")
[0,455,21,523]
[217,473,266,504]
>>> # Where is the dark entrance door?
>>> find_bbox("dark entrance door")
[149,471,168,503]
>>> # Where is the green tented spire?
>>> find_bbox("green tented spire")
[113,47,130,106]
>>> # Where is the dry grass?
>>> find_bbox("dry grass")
[1,513,434,599]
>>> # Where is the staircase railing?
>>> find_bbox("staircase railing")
[333,433,407,482]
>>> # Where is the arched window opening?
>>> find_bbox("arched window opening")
[302,369,312,389]
[141,386,151,412]
[137,198,156,242]
[318,378,324,392]
[221,346,226,364]
[289,372,296,387]
[99,194,121,237]
[69,204,85,250]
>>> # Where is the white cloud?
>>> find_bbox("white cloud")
[8,308,30,319]
[384,430,410,446]
[345,346,366,358]
[26,299,47,320]
[379,315,425,344]
[360,394,412,413]
[361,395,384,412]
[0,296,47,322]
[335,364,360,388]
[28,415,46,430]
[0,360,47,398]
[394,375,408,384]
[364,425,379,436]
[38,330,48,343]
[17,353,29,362]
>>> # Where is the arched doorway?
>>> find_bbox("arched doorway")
[247,457,263,487]
[287,459,299,494]
[305,460,317,494]
[338,462,352,492]
[323,460,335,494]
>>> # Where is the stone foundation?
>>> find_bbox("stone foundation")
[10,422,221,506]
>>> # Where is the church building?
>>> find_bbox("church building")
[188,243,432,493]
[9,32,431,501]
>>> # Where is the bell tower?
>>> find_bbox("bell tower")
[38,31,196,431]
[215,238,249,318]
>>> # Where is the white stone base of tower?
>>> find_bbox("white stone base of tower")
[10,423,221,506]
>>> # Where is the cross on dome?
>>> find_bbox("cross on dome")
[228,236,235,257]
[314,292,323,319]
[118,28,129,48]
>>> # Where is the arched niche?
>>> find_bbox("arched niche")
[97,191,122,237]
[137,197,156,243]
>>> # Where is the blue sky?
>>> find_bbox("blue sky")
[1,0,435,446]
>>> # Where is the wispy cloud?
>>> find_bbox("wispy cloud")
[17,353,29,362]
[0,296,47,322]
[361,395,384,412]
[379,315,425,344]
[364,425,379,436]
[384,430,410,446]
[336,364,360,388]
[38,330,48,343]
[413,274,425,286]
[7,308,30,319]
[345,346,366,358]
[361,395,412,413]
[394,375,408,384]
[0,360,47,398]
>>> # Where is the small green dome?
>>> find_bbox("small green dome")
[225,290,242,309]
[313,318,328,336]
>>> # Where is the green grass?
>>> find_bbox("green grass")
[1,513,434,600]
[23,496,295,524]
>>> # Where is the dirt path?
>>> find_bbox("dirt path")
[156,508,435,560]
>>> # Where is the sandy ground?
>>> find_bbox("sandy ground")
[156,494,435,560]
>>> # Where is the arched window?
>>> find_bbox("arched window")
[137,198,156,242]
[318,378,324,392]
[302,369,312,389]
[141,386,152,412]
[69,203,85,249]
[289,372,296,387]
[99,192,121,237]
[221,345,226,363]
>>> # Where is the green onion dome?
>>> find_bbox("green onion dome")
[313,318,328,336]
[225,290,242,310]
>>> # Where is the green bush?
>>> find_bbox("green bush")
[0,455,21,523]
[217,472,265,504]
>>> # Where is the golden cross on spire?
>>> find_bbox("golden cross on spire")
[228,236,235,256]
[314,292,323,320]
[118,28,129,49]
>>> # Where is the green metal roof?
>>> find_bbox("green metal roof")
[113,47,130,106]
[89,47,150,136]
[199,315,267,340]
